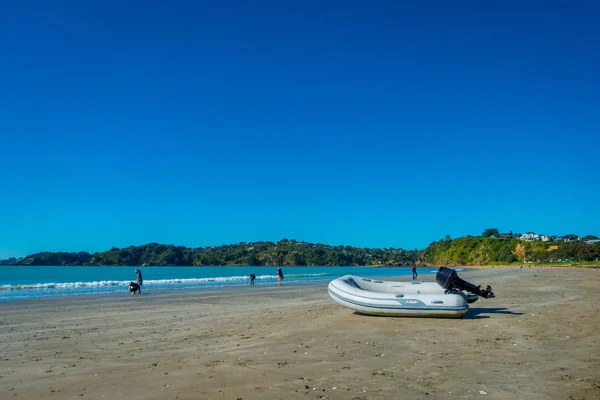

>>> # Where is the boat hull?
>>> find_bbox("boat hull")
[328,275,469,318]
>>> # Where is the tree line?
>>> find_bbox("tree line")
[0,239,419,266]
[2,231,598,267]
[422,229,600,266]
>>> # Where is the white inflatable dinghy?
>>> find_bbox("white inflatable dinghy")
[328,267,495,318]
[328,275,469,318]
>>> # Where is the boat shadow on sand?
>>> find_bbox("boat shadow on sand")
[352,307,523,320]
[462,307,524,320]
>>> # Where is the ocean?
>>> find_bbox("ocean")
[0,265,441,302]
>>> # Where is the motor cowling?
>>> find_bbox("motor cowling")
[436,267,495,299]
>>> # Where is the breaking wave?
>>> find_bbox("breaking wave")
[0,273,332,292]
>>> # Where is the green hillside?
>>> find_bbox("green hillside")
[0,240,419,267]
[1,232,598,267]
[421,236,600,266]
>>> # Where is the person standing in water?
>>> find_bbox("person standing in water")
[135,268,143,292]
[249,273,256,285]
[412,266,418,280]
[277,267,284,285]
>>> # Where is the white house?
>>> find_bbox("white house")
[519,233,540,241]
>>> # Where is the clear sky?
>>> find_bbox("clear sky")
[1,1,599,258]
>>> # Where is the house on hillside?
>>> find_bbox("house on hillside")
[561,235,580,242]
[519,232,540,241]
[541,235,556,242]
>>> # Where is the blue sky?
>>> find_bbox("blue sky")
[1,1,599,258]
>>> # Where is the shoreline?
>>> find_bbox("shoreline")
[460,264,600,269]
[0,266,432,304]
[0,266,549,306]
[0,279,331,309]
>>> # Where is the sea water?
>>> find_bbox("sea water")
[0,266,442,302]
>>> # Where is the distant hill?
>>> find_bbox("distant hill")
[2,233,598,267]
[0,240,419,267]
[421,236,600,266]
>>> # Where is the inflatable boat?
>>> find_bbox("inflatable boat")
[362,280,480,303]
[328,267,494,318]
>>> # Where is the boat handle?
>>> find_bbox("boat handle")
[395,294,404,298]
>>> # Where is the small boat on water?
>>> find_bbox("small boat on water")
[327,267,494,318]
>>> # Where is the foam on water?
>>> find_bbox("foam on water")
[0,273,336,291]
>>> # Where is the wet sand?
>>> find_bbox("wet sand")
[1,267,599,399]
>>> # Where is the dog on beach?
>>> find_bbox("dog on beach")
[129,282,141,295]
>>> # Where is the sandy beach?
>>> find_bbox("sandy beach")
[1,267,599,400]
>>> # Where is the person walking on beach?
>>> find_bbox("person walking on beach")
[277,267,284,285]
[412,266,418,280]
[250,273,256,285]
[135,268,143,292]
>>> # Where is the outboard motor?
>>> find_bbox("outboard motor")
[436,267,495,299]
